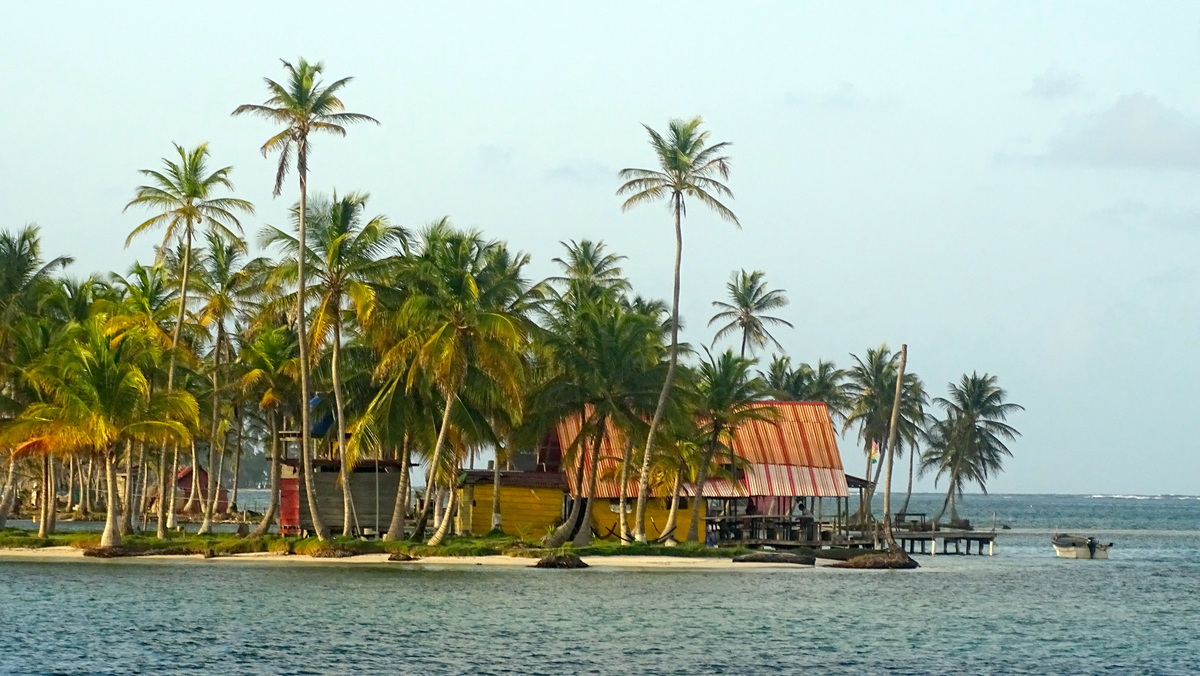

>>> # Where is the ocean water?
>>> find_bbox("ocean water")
[1,494,1198,675]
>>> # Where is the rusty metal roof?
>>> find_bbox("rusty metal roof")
[558,401,849,499]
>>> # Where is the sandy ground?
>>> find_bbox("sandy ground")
[0,547,820,570]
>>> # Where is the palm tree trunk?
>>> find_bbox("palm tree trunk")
[933,485,953,525]
[634,199,684,543]
[858,445,872,522]
[383,443,410,541]
[618,441,632,543]
[156,444,171,538]
[159,223,191,535]
[427,478,459,546]
[38,455,51,538]
[295,139,330,541]
[898,444,915,518]
[864,441,887,522]
[230,410,243,515]
[47,458,58,534]
[544,415,604,547]
[137,443,150,527]
[413,396,455,542]
[198,333,224,535]
[571,414,607,548]
[82,457,94,516]
[331,316,355,536]
[686,436,721,543]
[119,440,134,536]
[209,431,227,519]
[881,345,907,552]
[66,456,76,519]
[253,413,282,537]
[0,452,16,528]
[183,441,199,514]
[100,451,122,548]
[166,445,179,527]
[490,443,503,533]
[661,468,683,544]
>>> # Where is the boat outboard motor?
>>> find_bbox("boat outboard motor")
[1086,537,1098,558]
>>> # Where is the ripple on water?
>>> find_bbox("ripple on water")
[1,553,1199,675]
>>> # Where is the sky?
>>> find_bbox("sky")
[3,3,1199,494]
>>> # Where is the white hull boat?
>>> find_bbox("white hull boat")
[1052,533,1112,559]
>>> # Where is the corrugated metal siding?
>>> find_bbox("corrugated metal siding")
[559,402,849,499]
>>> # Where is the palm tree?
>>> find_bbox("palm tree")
[763,355,850,422]
[261,191,406,535]
[192,231,256,534]
[107,263,179,535]
[685,349,774,543]
[239,326,298,536]
[547,239,630,306]
[124,144,251,538]
[537,297,667,548]
[233,58,378,541]
[709,269,793,357]
[617,116,738,543]
[0,225,70,527]
[844,344,926,521]
[921,373,1022,525]
[124,143,253,391]
[3,315,197,547]
[368,222,528,545]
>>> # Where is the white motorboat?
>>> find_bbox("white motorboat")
[1051,533,1112,559]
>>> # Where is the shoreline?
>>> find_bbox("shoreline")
[0,546,822,570]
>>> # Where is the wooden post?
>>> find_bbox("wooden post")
[989,540,994,556]
[931,538,937,555]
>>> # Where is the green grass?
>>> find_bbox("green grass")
[0,528,747,559]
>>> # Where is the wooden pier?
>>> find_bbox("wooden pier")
[895,530,996,555]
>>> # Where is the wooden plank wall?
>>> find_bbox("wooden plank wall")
[297,470,402,535]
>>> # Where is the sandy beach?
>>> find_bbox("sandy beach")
[0,546,819,570]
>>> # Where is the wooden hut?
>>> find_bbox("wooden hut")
[145,466,229,514]
[472,401,851,544]
[279,458,405,536]
[454,470,567,537]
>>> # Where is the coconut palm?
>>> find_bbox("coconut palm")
[239,326,298,535]
[3,315,197,547]
[124,145,251,537]
[107,263,180,535]
[844,344,926,521]
[546,239,630,307]
[617,116,738,542]
[763,355,850,422]
[261,191,406,535]
[368,222,528,545]
[233,58,378,541]
[192,231,257,534]
[709,269,793,357]
[124,143,253,389]
[537,297,667,548]
[921,373,1022,525]
[685,349,774,543]
[0,225,71,527]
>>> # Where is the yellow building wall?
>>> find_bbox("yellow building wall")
[589,498,705,541]
[458,484,565,538]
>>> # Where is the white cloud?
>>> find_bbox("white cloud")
[1037,94,1200,169]
[546,158,611,183]
[1026,69,1085,100]
[782,82,895,112]
[1092,199,1200,231]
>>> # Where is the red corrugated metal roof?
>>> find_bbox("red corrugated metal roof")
[558,402,848,499]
